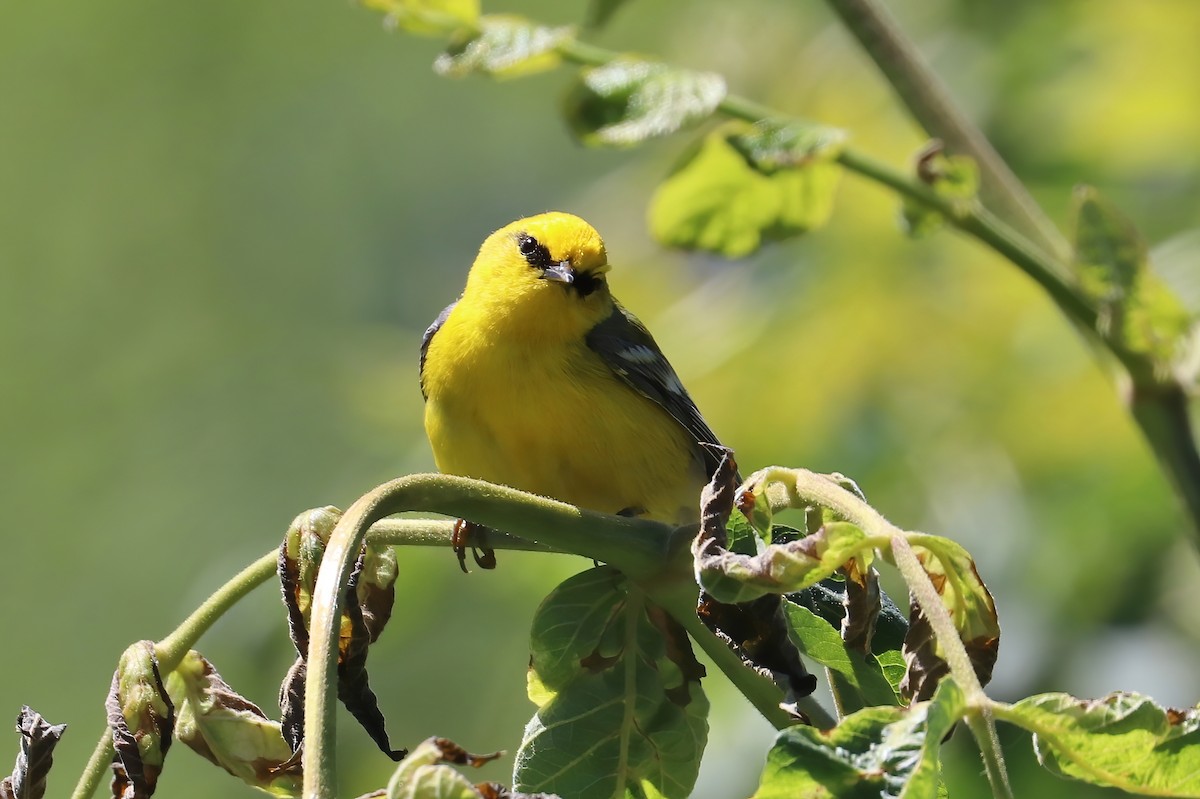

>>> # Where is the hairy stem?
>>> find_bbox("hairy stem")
[67,513,566,799]
[302,474,675,798]
[821,0,1066,259]
[891,536,1012,799]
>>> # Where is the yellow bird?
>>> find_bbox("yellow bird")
[420,212,729,560]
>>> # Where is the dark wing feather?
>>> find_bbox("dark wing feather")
[419,301,456,400]
[586,302,730,479]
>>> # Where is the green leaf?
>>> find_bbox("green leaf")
[783,602,899,711]
[165,651,302,797]
[434,16,573,79]
[697,520,870,604]
[564,59,726,147]
[385,738,504,799]
[897,534,999,701]
[515,568,708,799]
[753,679,965,799]
[996,692,1200,796]
[899,144,979,238]
[728,119,847,172]
[875,649,907,695]
[649,124,841,258]
[1071,185,1192,380]
[362,0,479,36]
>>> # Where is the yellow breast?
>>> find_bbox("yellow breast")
[422,305,704,525]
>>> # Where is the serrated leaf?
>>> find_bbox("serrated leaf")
[650,124,841,258]
[900,145,979,238]
[362,0,479,36]
[783,602,899,711]
[753,679,965,799]
[564,59,725,147]
[165,652,301,798]
[996,692,1200,796]
[728,119,847,173]
[515,568,707,799]
[1071,185,1192,380]
[897,535,999,702]
[434,16,573,79]
[0,707,66,799]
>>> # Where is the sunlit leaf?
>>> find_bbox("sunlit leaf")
[165,651,301,797]
[0,707,66,799]
[897,534,999,701]
[899,143,979,238]
[361,0,479,36]
[650,124,840,258]
[1071,185,1192,382]
[728,119,847,172]
[515,568,707,799]
[434,16,573,79]
[996,692,1200,796]
[564,59,725,147]
[753,679,965,799]
[697,519,870,603]
[385,738,508,799]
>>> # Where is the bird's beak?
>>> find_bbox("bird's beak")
[541,261,576,284]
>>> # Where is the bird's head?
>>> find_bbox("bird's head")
[463,212,614,338]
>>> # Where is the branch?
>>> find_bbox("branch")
[821,0,1067,260]
[301,474,677,798]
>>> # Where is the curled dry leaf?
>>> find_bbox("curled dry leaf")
[277,507,404,760]
[166,650,301,797]
[0,706,66,799]
[898,536,999,702]
[106,641,174,799]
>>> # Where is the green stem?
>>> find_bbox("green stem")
[69,728,117,799]
[1128,383,1200,539]
[67,513,567,799]
[820,0,1067,260]
[302,474,675,798]
[156,551,280,670]
[557,38,1083,332]
[651,581,836,730]
[891,536,1012,799]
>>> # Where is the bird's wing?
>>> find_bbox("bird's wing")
[419,300,457,400]
[586,302,728,478]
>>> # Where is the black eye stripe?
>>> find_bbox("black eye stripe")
[573,272,601,298]
[515,232,552,268]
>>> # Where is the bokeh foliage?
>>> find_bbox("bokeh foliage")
[1,1,1198,797]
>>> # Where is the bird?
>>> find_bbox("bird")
[419,211,730,567]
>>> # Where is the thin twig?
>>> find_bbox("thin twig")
[821,0,1067,259]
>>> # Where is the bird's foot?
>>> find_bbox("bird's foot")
[452,518,497,573]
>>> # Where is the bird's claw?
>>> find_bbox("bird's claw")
[452,518,497,573]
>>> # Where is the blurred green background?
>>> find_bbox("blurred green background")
[2,0,1199,796]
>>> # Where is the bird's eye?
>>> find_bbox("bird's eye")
[515,232,550,267]
[517,234,539,256]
